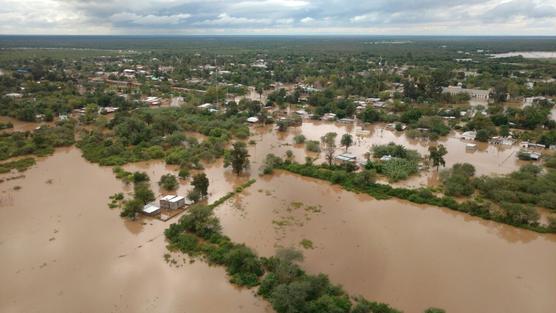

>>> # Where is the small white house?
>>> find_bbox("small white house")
[335,153,357,163]
[160,195,188,210]
[461,131,477,141]
[380,155,393,161]
[198,103,213,110]
[247,116,259,123]
[142,203,161,216]
[466,143,477,151]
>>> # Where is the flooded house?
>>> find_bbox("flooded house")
[460,131,477,141]
[466,143,477,151]
[142,202,161,216]
[143,195,191,218]
[335,153,357,164]
[160,195,188,210]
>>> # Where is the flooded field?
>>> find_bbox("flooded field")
[1,118,554,313]
[247,120,525,188]
[0,116,51,132]
[0,147,269,313]
[216,171,556,313]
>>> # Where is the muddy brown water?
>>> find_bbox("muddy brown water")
[0,147,269,313]
[1,120,555,313]
[215,171,556,313]
[247,120,525,188]
[0,116,52,133]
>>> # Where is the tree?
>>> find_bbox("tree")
[321,132,337,166]
[340,134,353,152]
[191,173,209,198]
[359,108,381,123]
[82,103,99,124]
[134,183,155,204]
[428,144,447,171]
[187,189,201,203]
[178,168,190,179]
[225,142,250,175]
[121,198,143,218]
[475,129,490,142]
[285,150,294,162]
[256,83,264,101]
[159,174,178,191]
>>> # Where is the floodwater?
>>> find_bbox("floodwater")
[0,147,269,313]
[2,118,555,313]
[0,116,51,132]
[247,120,525,188]
[215,171,556,313]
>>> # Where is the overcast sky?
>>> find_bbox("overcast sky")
[1,0,556,35]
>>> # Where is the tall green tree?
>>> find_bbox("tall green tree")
[428,144,448,171]
[321,132,337,166]
[225,142,250,175]
[340,134,353,152]
[191,173,209,198]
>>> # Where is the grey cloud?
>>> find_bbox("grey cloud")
[1,0,556,34]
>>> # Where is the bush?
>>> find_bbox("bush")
[159,174,179,190]
[134,182,155,204]
[440,163,476,197]
[187,189,201,203]
[178,167,190,179]
[293,134,306,144]
[377,158,419,182]
[262,154,284,174]
[305,140,321,152]
[372,142,420,161]
[120,199,143,218]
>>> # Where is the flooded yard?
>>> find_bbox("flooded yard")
[247,121,525,188]
[0,147,269,313]
[1,119,554,313]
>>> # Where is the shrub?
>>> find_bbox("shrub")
[159,174,178,190]
[378,158,419,182]
[305,140,321,153]
[293,134,306,144]
[178,167,190,179]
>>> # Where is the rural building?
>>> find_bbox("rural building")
[380,155,393,161]
[4,93,23,98]
[466,143,477,151]
[198,103,213,110]
[142,203,161,216]
[335,153,357,163]
[160,195,189,210]
[247,116,259,123]
[460,131,477,141]
[144,96,161,106]
[442,86,491,100]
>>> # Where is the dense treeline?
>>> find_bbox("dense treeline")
[0,121,75,160]
[77,107,249,166]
